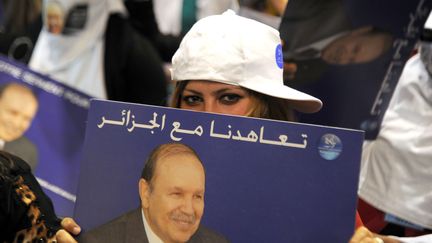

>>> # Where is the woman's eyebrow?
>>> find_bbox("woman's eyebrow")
[183,89,202,95]
[184,86,245,96]
[214,87,247,96]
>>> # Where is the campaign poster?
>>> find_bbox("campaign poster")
[0,55,90,216]
[280,0,431,139]
[74,99,364,242]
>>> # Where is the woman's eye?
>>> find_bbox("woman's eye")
[182,95,203,105]
[219,94,242,104]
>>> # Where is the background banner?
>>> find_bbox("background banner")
[0,55,90,216]
[280,0,431,139]
[75,99,364,243]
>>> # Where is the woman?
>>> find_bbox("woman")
[169,10,388,243]
[0,151,81,242]
[29,0,167,105]
[169,10,322,119]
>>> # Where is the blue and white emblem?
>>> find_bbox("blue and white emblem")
[318,134,343,160]
[275,44,283,69]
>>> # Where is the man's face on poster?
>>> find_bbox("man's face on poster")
[322,26,393,65]
[46,2,64,34]
[0,85,38,142]
[140,152,205,243]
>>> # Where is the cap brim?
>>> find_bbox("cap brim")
[240,81,323,113]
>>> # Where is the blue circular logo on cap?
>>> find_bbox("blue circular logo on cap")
[318,134,343,160]
[275,44,283,69]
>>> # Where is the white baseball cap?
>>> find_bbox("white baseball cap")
[171,10,322,113]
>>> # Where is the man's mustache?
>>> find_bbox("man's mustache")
[169,211,196,225]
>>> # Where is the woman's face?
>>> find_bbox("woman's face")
[179,80,256,116]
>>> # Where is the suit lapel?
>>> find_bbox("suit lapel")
[125,208,149,243]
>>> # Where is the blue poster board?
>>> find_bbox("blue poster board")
[74,99,364,242]
[0,56,90,216]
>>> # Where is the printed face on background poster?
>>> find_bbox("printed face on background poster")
[322,26,394,65]
[45,1,65,34]
[0,83,38,141]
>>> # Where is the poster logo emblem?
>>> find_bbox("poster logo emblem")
[275,44,283,69]
[318,134,342,160]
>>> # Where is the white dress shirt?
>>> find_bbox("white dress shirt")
[141,209,164,243]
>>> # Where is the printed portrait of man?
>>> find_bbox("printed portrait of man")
[0,82,39,170]
[80,143,228,243]
[45,0,65,34]
[280,0,393,83]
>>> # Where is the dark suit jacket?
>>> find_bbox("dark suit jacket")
[3,136,38,170]
[80,208,229,243]
[279,0,351,84]
[280,0,351,55]
[124,0,182,62]
[104,14,168,106]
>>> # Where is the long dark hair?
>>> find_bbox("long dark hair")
[1,0,42,34]
[170,80,297,121]
[0,151,18,183]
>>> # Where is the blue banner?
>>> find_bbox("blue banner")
[280,0,431,139]
[0,55,90,216]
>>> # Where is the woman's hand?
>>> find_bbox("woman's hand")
[55,218,81,243]
[350,226,401,243]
